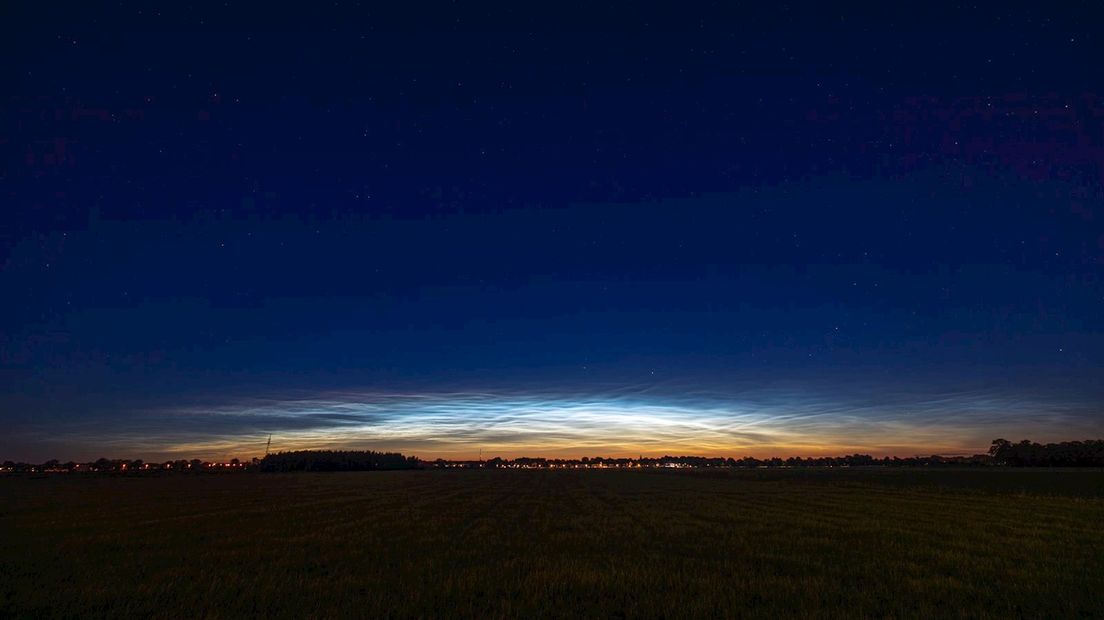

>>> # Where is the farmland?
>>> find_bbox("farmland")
[3,468,1103,618]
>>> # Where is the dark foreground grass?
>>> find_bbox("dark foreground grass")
[2,468,1103,618]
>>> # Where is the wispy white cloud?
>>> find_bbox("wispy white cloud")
[15,380,1100,460]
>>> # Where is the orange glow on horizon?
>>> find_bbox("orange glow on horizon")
[29,390,1099,463]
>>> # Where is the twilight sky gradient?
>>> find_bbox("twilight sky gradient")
[2,5,1102,461]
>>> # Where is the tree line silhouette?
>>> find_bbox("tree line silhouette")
[3,439,1102,473]
[987,439,1104,467]
[258,450,420,472]
[0,457,245,473]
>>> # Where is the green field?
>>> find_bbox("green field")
[3,469,1103,618]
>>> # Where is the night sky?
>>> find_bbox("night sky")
[3,5,1102,461]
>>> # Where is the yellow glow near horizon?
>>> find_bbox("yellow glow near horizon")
[26,388,1098,462]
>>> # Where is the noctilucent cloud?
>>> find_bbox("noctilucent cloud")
[2,5,1102,460]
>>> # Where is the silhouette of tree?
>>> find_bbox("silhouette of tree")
[259,450,419,472]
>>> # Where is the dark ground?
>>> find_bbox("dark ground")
[2,468,1103,618]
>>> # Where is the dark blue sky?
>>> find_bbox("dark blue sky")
[2,4,1102,460]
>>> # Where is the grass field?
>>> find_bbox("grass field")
[3,468,1103,618]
